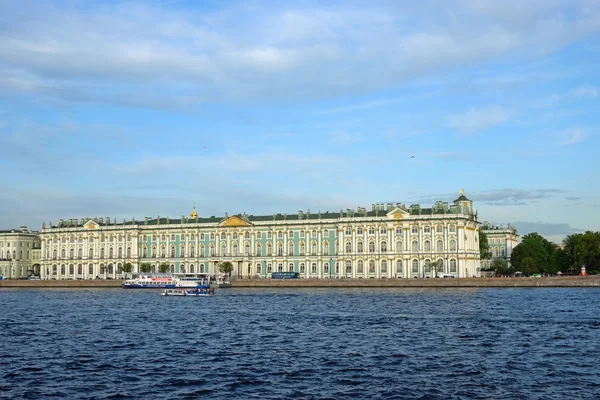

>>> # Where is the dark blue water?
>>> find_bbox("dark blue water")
[1,288,599,399]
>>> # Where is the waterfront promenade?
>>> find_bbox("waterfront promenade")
[1,276,598,288]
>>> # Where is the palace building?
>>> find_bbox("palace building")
[481,222,519,269]
[0,226,41,278]
[39,191,482,280]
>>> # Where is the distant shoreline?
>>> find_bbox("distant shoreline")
[1,276,599,288]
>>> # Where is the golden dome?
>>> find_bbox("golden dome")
[190,204,198,219]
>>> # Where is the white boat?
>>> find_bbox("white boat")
[123,273,211,289]
[161,287,215,297]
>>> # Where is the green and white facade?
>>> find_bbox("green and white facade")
[39,192,482,280]
[481,222,519,268]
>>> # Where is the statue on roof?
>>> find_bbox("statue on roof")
[190,203,198,219]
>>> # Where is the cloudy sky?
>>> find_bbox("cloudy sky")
[1,0,599,243]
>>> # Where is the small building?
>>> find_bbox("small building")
[481,222,519,269]
[0,226,41,278]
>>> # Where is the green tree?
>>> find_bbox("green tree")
[549,248,568,274]
[219,261,234,276]
[121,262,133,278]
[158,262,170,274]
[479,230,492,260]
[575,231,600,272]
[510,232,551,275]
[139,262,152,273]
[430,259,443,277]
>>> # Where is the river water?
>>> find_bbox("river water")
[1,288,599,399]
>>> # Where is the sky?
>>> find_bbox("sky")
[1,0,599,244]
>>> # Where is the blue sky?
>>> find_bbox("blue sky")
[1,0,599,243]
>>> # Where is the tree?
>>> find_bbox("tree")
[479,230,492,260]
[158,262,170,274]
[510,232,550,275]
[219,261,234,276]
[122,262,133,278]
[139,262,152,273]
[430,260,443,277]
[549,248,568,274]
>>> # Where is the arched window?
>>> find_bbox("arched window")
[411,225,418,234]
[109,247,114,258]
[69,248,74,259]
[345,242,352,253]
[357,242,364,253]
[380,226,387,235]
[500,248,505,257]
[396,241,402,252]
[424,226,431,234]
[69,264,74,275]
[277,243,283,256]
[61,265,65,274]
[381,259,387,273]
[88,263,93,275]
[190,264,195,273]
[436,240,443,252]
[52,265,57,275]
[180,245,185,258]
[412,259,419,274]
[311,263,317,274]
[424,259,431,273]
[345,260,352,274]
[322,241,329,255]
[300,263,305,273]
[288,262,294,272]
[369,242,375,252]
[233,244,238,256]
[449,239,457,251]
[100,248,105,259]
[190,244,195,257]
[118,247,123,258]
[424,241,431,252]
[299,242,305,255]
[127,247,132,258]
[449,224,456,233]
[61,249,66,258]
[357,260,364,274]
[78,248,83,259]
[88,248,94,258]
[108,264,114,274]
[170,246,175,258]
[53,249,57,260]
[256,244,262,256]
[267,263,272,273]
[450,259,457,272]
[324,262,329,274]
[335,262,339,274]
[245,243,250,256]
[256,263,262,274]
[357,227,363,235]
[411,240,419,252]
[288,242,294,256]
[369,259,376,273]
[381,241,387,252]
[245,232,250,239]
[221,232,226,240]
[266,243,272,256]
[210,233,215,240]
[494,247,499,257]
[396,259,403,274]
[437,259,444,273]
[278,263,283,272]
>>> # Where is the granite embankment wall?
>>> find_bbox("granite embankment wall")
[1,276,599,288]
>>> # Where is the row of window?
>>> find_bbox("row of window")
[46,223,464,245]
[46,258,460,276]
[0,242,35,248]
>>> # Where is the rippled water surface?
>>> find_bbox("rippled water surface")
[1,288,599,399]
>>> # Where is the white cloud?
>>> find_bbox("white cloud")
[570,85,598,98]
[0,1,599,107]
[448,106,509,134]
[559,129,588,146]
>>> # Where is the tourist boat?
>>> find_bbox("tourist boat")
[160,287,215,297]
[123,273,211,289]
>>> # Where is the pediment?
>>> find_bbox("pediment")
[386,207,409,219]
[84,220,100,230]
[220,215,251,227]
